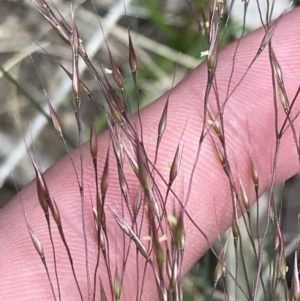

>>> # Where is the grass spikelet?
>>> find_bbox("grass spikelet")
[257,4,291,56]
[100,281,108,301]
[231,218,239,242]
[70,10,80,112]
[108,84,125,114]
[109,209,149,261]
[274,227,280,251]
[26,218,44,262]
[250,154,259,196]
[278,247,288,281]
[154,268,168,301]
[107,99,125,128]
[34,0,71,46]
[30,155,49,215]
[109,51,124,93]
[149,212,164,275]
[173,214,185,252]
[58,61,95,101]
[239,178,250,211]
[293,251,300,300]
[23,210,58,301]
[90,119,98,161]
[50,194,84,301]
[46,95,63,138]
[136,141,153,193]
[207,104,223,143]
[206,2,219,82]
[211,242,227,300]
[155,100,169,165]
[168,143,184,189]
[113,268,121,301]
[212,138,228,176]
[101,148,109,204]
[128,29,137,75]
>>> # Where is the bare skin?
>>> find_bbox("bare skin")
[1,6,300,301]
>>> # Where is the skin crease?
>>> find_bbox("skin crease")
[1,6,300,301]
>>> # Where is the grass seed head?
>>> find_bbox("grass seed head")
[10,1,299,301]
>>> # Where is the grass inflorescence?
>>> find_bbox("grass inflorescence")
[1,0,300,300]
